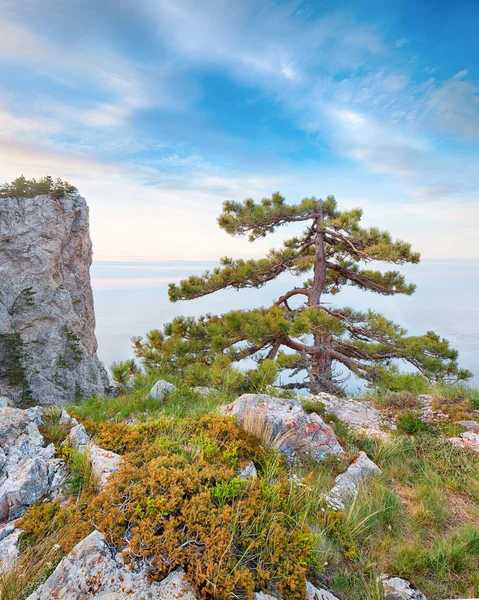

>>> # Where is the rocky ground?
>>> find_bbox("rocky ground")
[1,380,479,600]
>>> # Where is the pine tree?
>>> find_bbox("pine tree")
[161,193,470,393]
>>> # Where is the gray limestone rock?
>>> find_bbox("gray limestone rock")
[223,394,343,462]
[382,576,427,600]
[149,379,176,400]
[326,451,382,510]
[65,423,121,488]
[59,409,78,427]
[89,445,121,487]
[0,192,108,405]
[0,397,9,409]
[0,521,22,574]
[26,530,197,600]
[0,405,66,522]
[302,393,393,438]
[239,461,258,480]
[306,582,341,599]
[66,423,90,450]
[458,419,479,432]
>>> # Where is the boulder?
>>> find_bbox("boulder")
[306,582,340,599]
[223,394,343,462]
[326,451,382,510]
[0,405,66,521]
[0,521,22,574]
[449,431,479,452]
[149,380,176,400]
[303,393,392,438]
[89,445,121,487]
[0,192,108,405]
[26,530,197,600]
[0,397,8,409]
[381,576,427,600]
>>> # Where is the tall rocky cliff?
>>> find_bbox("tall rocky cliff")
[0,192,108,405]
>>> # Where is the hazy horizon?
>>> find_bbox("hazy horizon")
[92,258,479,391]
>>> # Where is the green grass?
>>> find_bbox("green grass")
[68,370,227,423]
[13,373,479,600]
[38,406,70,445]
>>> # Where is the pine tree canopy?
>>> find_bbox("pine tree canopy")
[141,193,470,393]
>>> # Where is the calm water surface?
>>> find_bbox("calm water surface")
[92,260,479,390]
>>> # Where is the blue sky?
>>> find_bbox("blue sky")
[1,0,478,260]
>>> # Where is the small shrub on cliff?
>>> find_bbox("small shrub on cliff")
[0,175,77,199]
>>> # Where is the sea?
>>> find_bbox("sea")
[91,260,479,391]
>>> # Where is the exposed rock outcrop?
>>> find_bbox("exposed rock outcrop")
[26,530,197,600]
[223,394,344,462]
[0,404,66,522]
[381,575,427,600]
[0,192,108,405]
[302,392,393,438]
[66,420,121,487]
[326,451,382,510]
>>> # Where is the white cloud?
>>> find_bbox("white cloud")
[328,108,437,176]
[426,72,479,141]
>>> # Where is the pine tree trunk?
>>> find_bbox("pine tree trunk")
[309,201,334,392]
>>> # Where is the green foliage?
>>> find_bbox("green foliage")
[210,476,246,501]
[110,359,138,392]
[62,326,82,364]
[371,367,430,394]
[0,175,77,199]
[65,446,96,496]
[8,287,36,316]
[38,406,70,446]
[161,192,471,394]
[302,399,326,415]
[396,412,429,435]
[0,332,32,402]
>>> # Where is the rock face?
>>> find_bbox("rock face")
[303,393,392,438]
[27,530,197,600]
[223,394,344,462]
[0,404,66,522]
[381,576,427,600]
[326,451,382,510]
[0,192,108,405]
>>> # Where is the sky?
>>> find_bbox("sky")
[1,0,478,260]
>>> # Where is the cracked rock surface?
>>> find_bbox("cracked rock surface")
[223,394,344,462]
[0,192,108,405]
